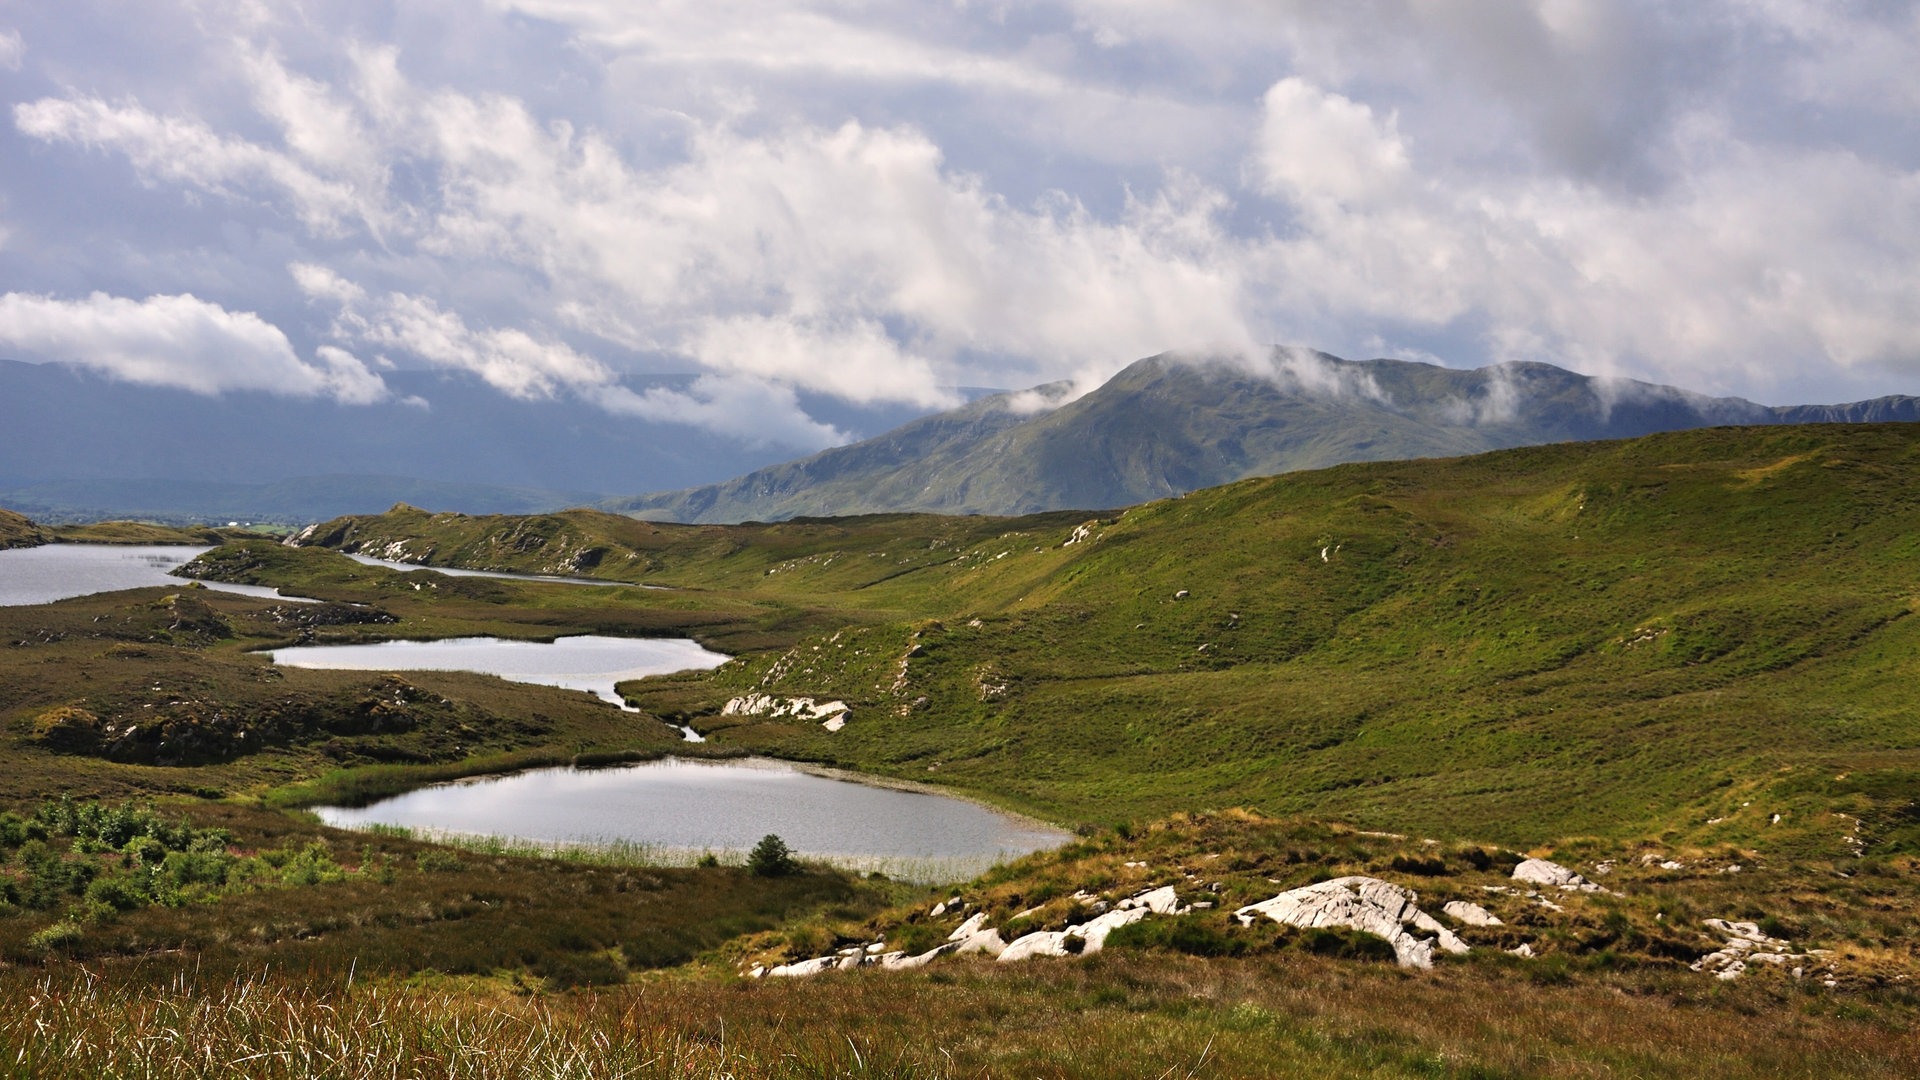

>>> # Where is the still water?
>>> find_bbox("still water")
[268,634,729,711]
[316,757,1071,871]
[344,552,638,587]
[0,544,312,606]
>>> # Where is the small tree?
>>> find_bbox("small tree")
[747,833,799,877]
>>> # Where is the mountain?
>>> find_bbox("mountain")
[0,360,942,522]
[609,351,1920,522]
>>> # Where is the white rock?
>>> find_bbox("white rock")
[769,956,842,977]
[1512,858,1604,892]
[949,911,990,941]
[865,941,887,954]
[1235,876,1468,969]
[1508,943,1535,958]
[878,944,952,970]
[1068,907,1148,954]
[1442,900,1503,927]
[998,931,1074,963]
[1129,885,1183,914]
[929,901,948,918]
[951,929,1007,957]
[823,716,846,732]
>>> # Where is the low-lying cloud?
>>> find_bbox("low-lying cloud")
[0,291,388,403]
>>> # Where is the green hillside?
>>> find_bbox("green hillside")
[296,423,1920,853]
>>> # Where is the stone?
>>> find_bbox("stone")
[951,929,1006,957]
[1511,858,1604,892]
[1125,885,1184,914]
[948,911,990,941]
[1235,876,1468,969]
[768,955,842,977]
[1071,908,1147,952]
[1442,900,1503,927]
[997,931,1074,963]
[1508,943,1535,958]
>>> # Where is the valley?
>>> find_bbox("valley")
[0,423,1916,1076]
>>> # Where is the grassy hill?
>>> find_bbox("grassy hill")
[292,423,1920,855]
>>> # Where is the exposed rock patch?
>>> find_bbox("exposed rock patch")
[721,693,850,731]
[1235,876,1468,969]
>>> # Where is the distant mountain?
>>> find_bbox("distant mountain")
[609,351,1920,522]
[0,359,942,522]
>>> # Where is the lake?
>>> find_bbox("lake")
[344,553,654,587]
[316,757,1071,879]
[0,544,313,606]
[268,634,728,735]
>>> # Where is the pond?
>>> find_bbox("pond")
[267,635,728,718]
[0,544,314,606]
[315,757,1071,880]
[343,552,644,587]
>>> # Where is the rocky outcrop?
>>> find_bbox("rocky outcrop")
[756,884,1185,978]
[1235,876,1469,969]
[722,694,851,731]
[1691,919,1834,985]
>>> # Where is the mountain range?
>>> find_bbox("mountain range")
[608,351,1920,522]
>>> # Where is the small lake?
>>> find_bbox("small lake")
[0,544,314,606]
[315,757,1071,879]
[268,635,728,714]
[345,553,647,587]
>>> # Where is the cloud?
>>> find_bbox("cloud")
[1255,78,1409,206]
[595,375,850,449]
[12,96,369,237]
[0,291,388,403]
[0,28,22,72]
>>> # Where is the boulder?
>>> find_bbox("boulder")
[951,928,1007,957]
[1442,900,1503,927]
[1122,885,1184,914]
[1511,858,1604,892]
[1070,907,1148,953]
[1235,876,1468,969]
[948,911,990,941]
[997,931,1074,963]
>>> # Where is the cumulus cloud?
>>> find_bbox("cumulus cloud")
[0,291,388,403]
[595,375,850,449]
[4,0,1919,440]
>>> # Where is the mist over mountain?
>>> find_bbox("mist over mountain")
[610,351,1920,522]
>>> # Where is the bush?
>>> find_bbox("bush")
[748,834,799,878]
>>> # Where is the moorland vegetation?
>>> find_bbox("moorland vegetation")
[1,422,1917,1076]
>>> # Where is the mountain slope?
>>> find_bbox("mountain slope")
[611,352,1920,522]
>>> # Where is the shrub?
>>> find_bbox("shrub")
[415,849,465,873]
[28,920,83,952]
[748,834,799,878]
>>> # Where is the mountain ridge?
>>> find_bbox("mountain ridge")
[608,351,1920,522]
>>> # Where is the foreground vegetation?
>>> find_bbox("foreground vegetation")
[4,422,1919,1073]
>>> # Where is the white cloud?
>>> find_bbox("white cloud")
[12,97,369,236]
[595,375,850,449]
[0,28,23,71]
[0,291,388,403]
[1255,78,1409,206]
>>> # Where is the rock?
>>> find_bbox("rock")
[1511,858,1604,892]
[1691,918,1809,981]
[865,941,887,954]
[1235,876,1469,969]
[1124,885,1184,914]
[1174,589,1190,599]
[1069,907,1148,953]
[823,716,846,732]
[878,944,953,970]
[768,956,842,977]
[949,911,990,941]
[998,931,1074,963]
[1508,943,1535,958]
[1442,900,1503,927]
[951,929,1006,957]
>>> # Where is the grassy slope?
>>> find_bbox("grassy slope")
[0,509,49,549]
[283,424,1920,855]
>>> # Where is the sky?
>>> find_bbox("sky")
[1,0,1917,453]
